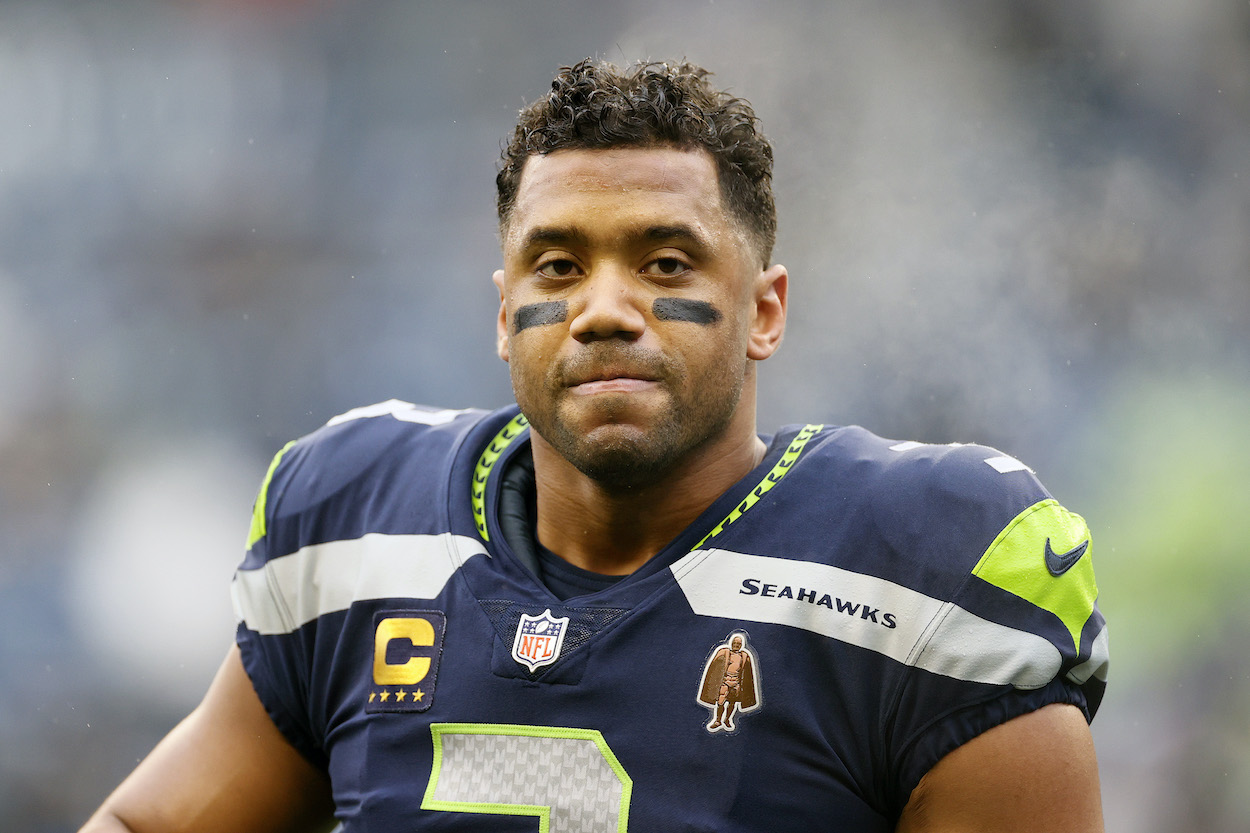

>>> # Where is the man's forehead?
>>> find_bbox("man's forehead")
[511,148,720,212]
[504,146,739,249]
[518,145,719,187]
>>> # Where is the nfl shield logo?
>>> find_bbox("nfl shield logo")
[511,609,570,672]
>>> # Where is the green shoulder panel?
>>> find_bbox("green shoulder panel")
[247,439,298,549]
[972,499,1097,652]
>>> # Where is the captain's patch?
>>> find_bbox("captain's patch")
[367,610,446,713]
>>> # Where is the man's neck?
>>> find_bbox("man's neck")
[530,422,767,576]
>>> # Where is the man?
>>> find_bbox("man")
[82,59,1108,832]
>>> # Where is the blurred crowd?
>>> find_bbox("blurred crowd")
[1,1,1247,830]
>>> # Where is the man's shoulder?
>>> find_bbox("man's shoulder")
[309,399,492,442]
[778,424,1058,572]
[270,401,488,487]
[794,424,1048,505]
[243,400,515,559]
[281,399,510,468]
[737,425,1105,704]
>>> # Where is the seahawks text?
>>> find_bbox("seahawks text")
[739,578,898,628]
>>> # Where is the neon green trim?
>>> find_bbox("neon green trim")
[693,424,823,550]
[422,722,632,833]
[972,499,1098,652]
[472,414,529,541]
[472,418,820,550]
[246,440,297,549]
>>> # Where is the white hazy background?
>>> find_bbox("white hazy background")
[1,1,1247,830]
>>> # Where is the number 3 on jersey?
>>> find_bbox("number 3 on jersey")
[421,723,632,832]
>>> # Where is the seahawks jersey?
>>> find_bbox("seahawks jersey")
[233,400,1108,832]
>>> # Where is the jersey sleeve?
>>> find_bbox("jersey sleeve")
[230,400,483,769]
[231,434,329,768]
[878,444,1109,812]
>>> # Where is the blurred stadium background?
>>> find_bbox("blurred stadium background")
[1,0,1247,829]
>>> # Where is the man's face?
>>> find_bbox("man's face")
[494,147,786,488]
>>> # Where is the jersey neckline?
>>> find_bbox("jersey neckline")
[463,406,823,600]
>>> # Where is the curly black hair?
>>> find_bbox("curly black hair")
[497,59,777,267]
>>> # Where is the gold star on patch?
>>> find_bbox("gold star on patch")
[368,692,376,703]
[379,691,390,702]
[396,690,407,702]
[413,688,425,701]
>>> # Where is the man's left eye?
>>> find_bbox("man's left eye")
[645,258,688,277]
[537,259,580,278]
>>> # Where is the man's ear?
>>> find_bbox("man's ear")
[492,269,509,362]
[746,264,787,361]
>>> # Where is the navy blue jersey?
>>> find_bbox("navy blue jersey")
[233,400,1108,832]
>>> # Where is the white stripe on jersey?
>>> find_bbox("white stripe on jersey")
[232,532,487,635]
[984,455,1033,474]
[325,399,471,427]
[671,548,1063,689]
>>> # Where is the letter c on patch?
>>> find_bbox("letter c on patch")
[374,616,435,685]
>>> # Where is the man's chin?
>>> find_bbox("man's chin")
[577,419,653,446]
[554,422,681,490]
[574,450,678,491]
[556,398,667,446]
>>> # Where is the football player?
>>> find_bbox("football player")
[81,59,1107,832]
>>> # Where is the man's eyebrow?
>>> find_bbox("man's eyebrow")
[519,226,589,251]
[518,223,711,253]
[641,224,710,250]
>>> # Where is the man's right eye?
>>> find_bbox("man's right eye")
[536,259,580,278]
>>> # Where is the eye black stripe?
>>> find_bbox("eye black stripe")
[652,298,722,325]
[513,301,568,333]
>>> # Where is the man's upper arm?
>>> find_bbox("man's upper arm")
[896,703,1103,833]
[79,644,335,833]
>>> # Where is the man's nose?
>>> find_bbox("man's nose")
[567,265,647,343]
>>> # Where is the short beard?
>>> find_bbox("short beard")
[541,414,693,491]
[519,350,744,492]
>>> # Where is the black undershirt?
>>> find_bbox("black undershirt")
[534,542,624,600]
[498,434,780,600]
[497,448,624,600]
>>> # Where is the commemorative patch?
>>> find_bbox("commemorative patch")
[367,610,446,713]
[696,631,762,733]
[511,608,570,672]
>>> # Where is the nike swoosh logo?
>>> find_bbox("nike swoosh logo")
[1044,538,1089,577]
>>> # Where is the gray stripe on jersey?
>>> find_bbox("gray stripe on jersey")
[1065,625,1110,685]
[232,532,486,635]
[425,728,627,832]
[671,548,1062,689]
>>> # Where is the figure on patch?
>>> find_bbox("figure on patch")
[698,632,760,733]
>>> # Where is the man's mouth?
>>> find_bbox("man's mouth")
[560,346,666,395]
[570,376,660,395]
[565,363,663,395]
